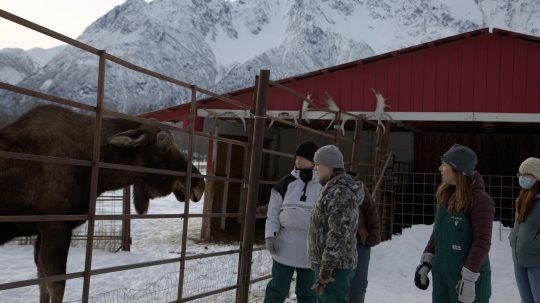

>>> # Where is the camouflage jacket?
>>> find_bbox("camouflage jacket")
[308,173,364,269]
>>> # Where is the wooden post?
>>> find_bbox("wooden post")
[200,120,218,240]
[349,119,364,174]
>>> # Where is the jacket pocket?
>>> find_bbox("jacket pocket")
[279,208,311,230]
[534,231,540,250]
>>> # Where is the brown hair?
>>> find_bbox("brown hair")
[436,168,473,215]
[516,182,539,222]
[331,168,345,178]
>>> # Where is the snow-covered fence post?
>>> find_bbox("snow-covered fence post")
[236,69,269,303]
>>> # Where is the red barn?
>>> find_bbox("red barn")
[145,27,540,238]
[145,27,539,176]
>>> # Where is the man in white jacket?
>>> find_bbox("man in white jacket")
[264,141,321,303]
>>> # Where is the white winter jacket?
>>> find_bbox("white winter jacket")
[265,168,322,268]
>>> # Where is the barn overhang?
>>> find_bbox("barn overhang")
[197,109,540,123]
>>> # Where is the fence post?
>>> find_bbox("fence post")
[176,85,198,301]
[349,119,364,173]
[121,186,131,251]
[82,49,106,303]
[236,70,269,303]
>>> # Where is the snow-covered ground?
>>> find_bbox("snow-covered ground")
[0,194,519,302]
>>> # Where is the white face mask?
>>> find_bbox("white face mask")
[518,175,535,190]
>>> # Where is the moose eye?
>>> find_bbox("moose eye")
[157,132,166,141]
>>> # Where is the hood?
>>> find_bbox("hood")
[471,171,486,192]
[327,173,364,200]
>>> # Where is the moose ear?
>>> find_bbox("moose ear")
[107,129,147,148]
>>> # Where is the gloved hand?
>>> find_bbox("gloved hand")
[256,205,268,216]
[265,237,278,254]
[312,266,335,294]
[456,267,480,303]
[414,252,434,290]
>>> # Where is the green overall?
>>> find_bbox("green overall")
[432,205,491,303]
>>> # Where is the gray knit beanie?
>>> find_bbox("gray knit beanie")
[441,144,477,177]
[519,157,540,180]
[313,145,344,169]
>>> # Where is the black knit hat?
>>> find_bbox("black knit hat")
[441,144,477,177]
[295,141,318,162]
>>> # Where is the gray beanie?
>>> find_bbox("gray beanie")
[519,157,540,180]
[313,145,344,169]
[441,144,477,177]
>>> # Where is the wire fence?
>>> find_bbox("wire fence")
[392,172,519,240]
[62,249,271,303]
[11,192,125,251]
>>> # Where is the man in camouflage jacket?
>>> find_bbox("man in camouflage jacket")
[307,145,363,303]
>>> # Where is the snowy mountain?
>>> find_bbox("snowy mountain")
[1,0,539,120]
[26,46,65,67]
[0,46,64,87]
[0,48,40,85]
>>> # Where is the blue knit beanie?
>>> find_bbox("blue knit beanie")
[441,144,477,177]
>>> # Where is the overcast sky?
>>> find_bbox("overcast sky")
[0,0,127,50]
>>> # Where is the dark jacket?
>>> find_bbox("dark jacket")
[509,193,540,268]
[357,185,381,247]
[424,171,495,272]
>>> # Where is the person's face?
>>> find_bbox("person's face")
[439,161,456,185]
[314,162,333,182]
[295,156,314,169]
[517,173,537,189]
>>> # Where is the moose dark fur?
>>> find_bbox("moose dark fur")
[0,105,205,303]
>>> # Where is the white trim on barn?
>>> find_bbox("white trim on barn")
[197,109,540,123]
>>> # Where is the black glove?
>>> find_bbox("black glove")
[456,267,480,303]
[414,252,434,290]
[312,266,335,294]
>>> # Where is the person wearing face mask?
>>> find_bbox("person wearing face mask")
[415,144,495,303]
[263,141,321,303]
[308,145,363,303]
[509,157,540,303]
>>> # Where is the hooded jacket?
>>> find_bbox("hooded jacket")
[509,193,540,268]
[424,171,495,273]
[265,168,322,268]
[357,185,381,247]
[308,173,364,270]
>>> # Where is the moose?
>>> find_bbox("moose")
[0,105,205,303]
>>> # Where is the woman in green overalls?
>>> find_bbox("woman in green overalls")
[414,144,495,303]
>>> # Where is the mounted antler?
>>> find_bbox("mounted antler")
[322,92,349,135]
[366,88,392,133]
[203,108,248,132]
[268,93,312,129]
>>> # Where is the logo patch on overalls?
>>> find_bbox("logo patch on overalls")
[451,216,463,227]
[452,245,462,251]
